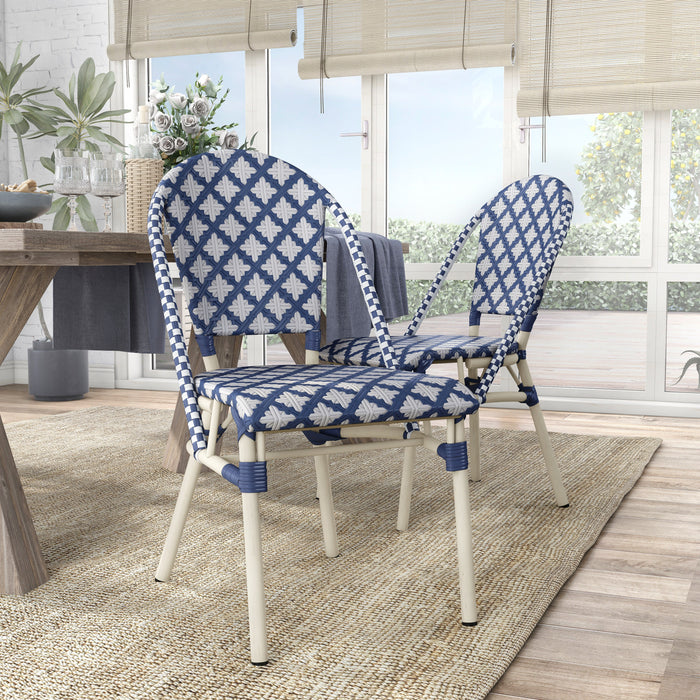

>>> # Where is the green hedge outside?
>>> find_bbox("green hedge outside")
[388,217,700,314]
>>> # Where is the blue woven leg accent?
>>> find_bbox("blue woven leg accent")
[195,334,216,357]
[221,461,268,492]
[517,383,539,407]
[305,329,321,352]
[517,349,527,360]
[437,441,469,472]
[221,462,240,488]
[239,461,268,493]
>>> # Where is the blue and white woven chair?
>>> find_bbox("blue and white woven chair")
[321,176,574,526]
[147,150,505,665]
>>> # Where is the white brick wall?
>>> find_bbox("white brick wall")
[2,0,117,386]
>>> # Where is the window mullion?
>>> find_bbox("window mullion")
[361,74,387,236]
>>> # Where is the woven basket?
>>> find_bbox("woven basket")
[125,158,163,233]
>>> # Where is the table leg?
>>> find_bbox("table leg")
[0,265,59,594]
[0,416,49,593]
[279,314,326,364]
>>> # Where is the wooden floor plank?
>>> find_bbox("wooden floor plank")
[541,589,684,639]
[488,657,661,700]
[578,547,699,579]
[602,515,700,543]
[657,673,700,700]
[563,569,691,603]
[518,625,673,677]
[593,532,700,558]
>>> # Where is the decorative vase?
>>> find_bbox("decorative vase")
[125,158,164,233]
[27,340,89,401]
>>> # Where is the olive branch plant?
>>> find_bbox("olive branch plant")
[0,44,129,340]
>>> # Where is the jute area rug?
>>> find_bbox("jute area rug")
[1,407,660,700]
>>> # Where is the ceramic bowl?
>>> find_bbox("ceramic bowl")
[0,190,53,222]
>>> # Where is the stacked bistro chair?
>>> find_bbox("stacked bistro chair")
[320,175,575,529]
[147,149,527,665]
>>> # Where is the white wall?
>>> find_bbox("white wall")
[2,0,117,387]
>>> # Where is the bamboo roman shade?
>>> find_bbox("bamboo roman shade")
[518,0,700,116]
[298,0,516,79]
[107,0,297,60]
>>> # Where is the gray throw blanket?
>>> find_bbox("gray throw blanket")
[324,228,408,342]
[53,264,166,353]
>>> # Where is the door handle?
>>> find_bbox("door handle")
[340,119,369,149]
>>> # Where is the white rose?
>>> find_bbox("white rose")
[158,135,177,155]
[180,114,201,136]
[149,89,167,105]
[150,133,161,146]
[217,130,239,149]
[190,97,211,119]
[174,137,187,151]
[197,74,211,88]
[168,92,188,110]
[153,111,172,133]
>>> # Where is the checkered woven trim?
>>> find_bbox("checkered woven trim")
[404,209,483,337]
[323,194,398,370]
[194,363,480,436]
[320,334,518,372]
[148,185,207,456]
[469,175,573,332]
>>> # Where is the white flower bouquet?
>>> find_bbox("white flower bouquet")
[148,73,252,170]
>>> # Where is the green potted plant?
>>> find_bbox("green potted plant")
[673,350,700,390]
[0,46,128,399]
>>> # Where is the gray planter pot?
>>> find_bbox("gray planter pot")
[27,340,89,401]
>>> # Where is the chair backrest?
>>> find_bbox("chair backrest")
[154,150,330,354]
[148,149,397,365]
[405,175,573,337]
[147,149,401,452]
[470,175,573,332]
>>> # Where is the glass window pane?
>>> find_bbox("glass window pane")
[530,113,642,257]
[527,281,648,391]
[270,22,361,214]
[666,282,700,392]
[669,109,700,264]
[388,69,503,262]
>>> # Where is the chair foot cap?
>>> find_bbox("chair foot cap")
[155,577,165,583]
[462,621,478,627]
[251,660,269,666]
[559,503,570,508]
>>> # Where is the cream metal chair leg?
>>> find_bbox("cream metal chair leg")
[240,434,268,665]
[314,454,339,557]
[449,419,477,625]
[155,454,202,582]
[466,362,481,482]
[518,359,569,507]
[529,402,569,506]
[396,443,417,531]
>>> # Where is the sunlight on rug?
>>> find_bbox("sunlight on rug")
[0,407,660,699]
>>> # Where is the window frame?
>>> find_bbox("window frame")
[115,56,700,418]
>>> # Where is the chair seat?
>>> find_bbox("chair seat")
[195,363,480,435]
[320,334,519,372]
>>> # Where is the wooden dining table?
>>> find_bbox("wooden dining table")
[0,228,321,595]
